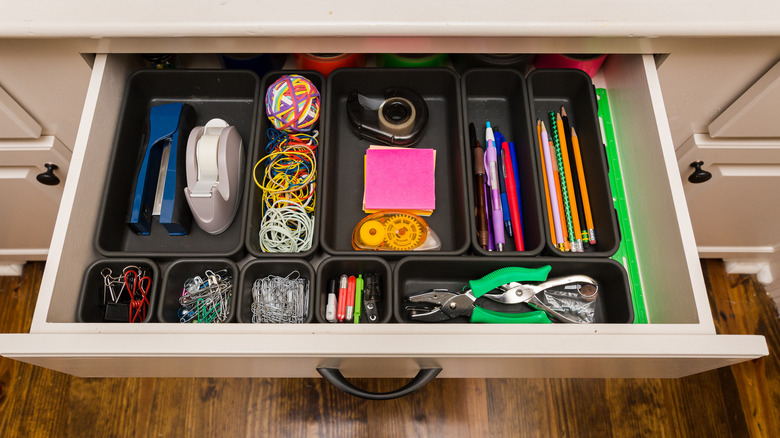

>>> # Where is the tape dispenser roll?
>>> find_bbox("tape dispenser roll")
[378,97,416,137]
[184,118,244,235]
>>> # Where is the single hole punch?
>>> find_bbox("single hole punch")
[347,88,428,147]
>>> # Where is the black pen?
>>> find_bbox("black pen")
[470,123,490,250]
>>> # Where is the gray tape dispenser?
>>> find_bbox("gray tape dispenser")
[184,118,244,235]
[347,88,428,147]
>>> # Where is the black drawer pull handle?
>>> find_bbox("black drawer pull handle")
[688,160,712,183]
[36,163,60,186]
[316,367,441,400]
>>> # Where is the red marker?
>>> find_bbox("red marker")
[502,142,524,250]
[337,275,348,322]
[346,276,357,322]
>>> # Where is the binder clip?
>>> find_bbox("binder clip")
[362,273,382,323]
[184,118,244,235]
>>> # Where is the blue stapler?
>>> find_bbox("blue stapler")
[129,103,195,235]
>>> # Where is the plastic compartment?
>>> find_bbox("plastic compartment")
[462,69,545,256]
[527,69,621,257]
[219,53,286,77]
[294,54,366,78]
[451,54,534,75]
[245,70,325,259]
[314,256,393,324]
[321,68,470,257]
[533,54,607,78]
[157,258,239,323]
[376,54,449,68]
[236,259,315,323]
[394,256,633,324]
[78,258,160,323]
[94,69,259,259]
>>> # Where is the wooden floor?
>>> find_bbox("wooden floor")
[0,260,778,437]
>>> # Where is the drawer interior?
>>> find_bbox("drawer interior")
[37,53,707,330]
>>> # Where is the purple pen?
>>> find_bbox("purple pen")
[485,122,505,251]
[485,179,495,251]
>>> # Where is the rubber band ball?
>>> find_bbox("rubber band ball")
[265,74,320,133]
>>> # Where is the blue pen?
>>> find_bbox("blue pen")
[493,129,513,237]
[508,141,524,222]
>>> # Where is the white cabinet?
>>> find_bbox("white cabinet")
[678,135,780,249]
[0,53,767,380]
[0,136,70,268]
[0,85,42,138]
[678,134,780,295]
[658,45,780,305]
[0,41,91,267]
[708,60,780,138]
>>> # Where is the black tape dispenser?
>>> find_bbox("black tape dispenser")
[347,88,428,146]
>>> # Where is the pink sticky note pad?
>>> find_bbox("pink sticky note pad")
[364,148,435,212]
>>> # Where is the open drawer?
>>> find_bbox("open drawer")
[0,53,767,379]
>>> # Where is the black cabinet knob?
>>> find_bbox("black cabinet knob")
[36,163,60,186]
[688,160,712,184]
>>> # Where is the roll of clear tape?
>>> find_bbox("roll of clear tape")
[378,97,416,137]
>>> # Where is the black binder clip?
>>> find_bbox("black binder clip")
[363,273,382,323]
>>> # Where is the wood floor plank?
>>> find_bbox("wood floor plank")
[363,378,488,437]
[662,369,746,438]
[604,379,669,438]
[702,259,780,437]
[66,378,143,437]
[0,263,72,437]
[548,379,615,438]
[485,378,551,437]
[0,260,779,437]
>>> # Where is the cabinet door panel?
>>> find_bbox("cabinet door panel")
[678,134,780,249]
[0,85,42,138]
[0,136,70,261]
[708,60,780,138]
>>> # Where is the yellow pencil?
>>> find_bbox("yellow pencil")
[570,127,596,244]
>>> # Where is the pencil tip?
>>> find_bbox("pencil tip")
[561,107,567,117]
